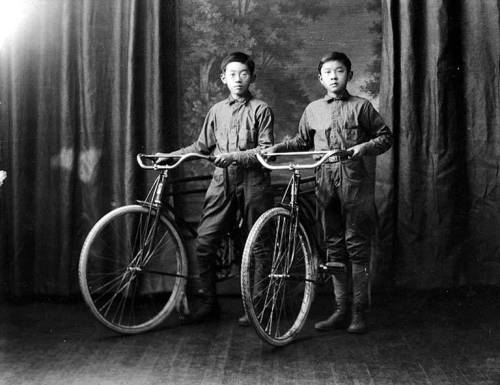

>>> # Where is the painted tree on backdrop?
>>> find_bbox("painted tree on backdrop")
[179,0,329,149]
[360,0,381,98]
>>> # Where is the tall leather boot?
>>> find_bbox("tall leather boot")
[347,263,368,334]
[181,275,220,324]
[315,262,348,331]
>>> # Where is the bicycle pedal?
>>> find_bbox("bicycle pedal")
[319,261,346,274]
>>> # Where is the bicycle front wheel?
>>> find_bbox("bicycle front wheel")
[79,204,187,334]
[241,207,316,346]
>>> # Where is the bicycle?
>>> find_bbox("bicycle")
[78,152,241,334]
[240,149,351,346]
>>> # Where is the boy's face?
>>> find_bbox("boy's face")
[318,60,352,96]
[221,61,255,98]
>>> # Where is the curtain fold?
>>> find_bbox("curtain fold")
[377,0,500,289]
[0,0,178,298]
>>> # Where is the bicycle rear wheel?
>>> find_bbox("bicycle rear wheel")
[241,207,316,346]
[79,204,187,334]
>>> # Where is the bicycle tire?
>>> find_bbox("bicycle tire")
[79,204,187,334]
[241,207,316,346]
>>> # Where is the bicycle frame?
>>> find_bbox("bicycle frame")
[256,149,349,213]
[136,153,242,282]
[256,150,351,279]
[134,154,214,280]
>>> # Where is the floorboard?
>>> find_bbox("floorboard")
[1,287,499,385]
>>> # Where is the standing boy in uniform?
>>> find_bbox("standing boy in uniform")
[264,52,392,334]
[159,52,274,324]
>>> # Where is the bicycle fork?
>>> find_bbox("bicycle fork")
[267,171,301,282]
[133,173,168,268]
[259,173,302,331]
[278,170,301,274]
[142,172,192,316]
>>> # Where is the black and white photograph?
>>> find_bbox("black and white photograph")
[0,0,499,384]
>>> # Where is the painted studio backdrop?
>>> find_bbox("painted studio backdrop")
[175,0,382,224]
[0,0,499,297]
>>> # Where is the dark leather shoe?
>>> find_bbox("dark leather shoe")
[237,313,250,327]
[314,306,348,331]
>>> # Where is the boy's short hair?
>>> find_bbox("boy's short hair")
[318,51,352,73]
[220,52,255,75]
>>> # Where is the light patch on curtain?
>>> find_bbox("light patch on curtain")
[78,148,101,184]
[50,147,102,184]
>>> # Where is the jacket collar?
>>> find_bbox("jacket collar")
[324,90,350,103]
[227,92,252,105]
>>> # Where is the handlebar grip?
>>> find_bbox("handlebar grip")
[137,153,216,170]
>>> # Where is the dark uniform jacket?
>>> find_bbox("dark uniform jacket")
[277,92,392,187]
[177,93,274,190]
[279,92,392,157]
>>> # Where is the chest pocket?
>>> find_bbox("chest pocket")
[343,126,362,144]
[340,111,364,145]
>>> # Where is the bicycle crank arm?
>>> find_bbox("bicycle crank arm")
[269,273,317,284]
[319,261,347,275]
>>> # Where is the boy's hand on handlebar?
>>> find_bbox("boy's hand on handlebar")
[346,144,365,159]
[260,145,282,159]
[261,144,279,155]
[214,152,237,168]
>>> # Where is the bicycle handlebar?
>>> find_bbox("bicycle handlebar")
[136,153,215,170]
[137,149,351,171]
[256,150,352,171]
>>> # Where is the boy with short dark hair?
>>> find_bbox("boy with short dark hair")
[265,51,392,334]
[161,51,274,324]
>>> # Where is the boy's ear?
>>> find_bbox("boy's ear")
[348,71,353,81]
[250,73,256,84]
[220,72,227,84]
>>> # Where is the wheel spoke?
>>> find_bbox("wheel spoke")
[89,273,127,296]
[99,275,135,317]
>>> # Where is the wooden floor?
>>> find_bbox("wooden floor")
[1,287,500,385]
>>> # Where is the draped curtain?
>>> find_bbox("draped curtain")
[0,0,178,298]
[2,0,500,299]
[376,0,500,289]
